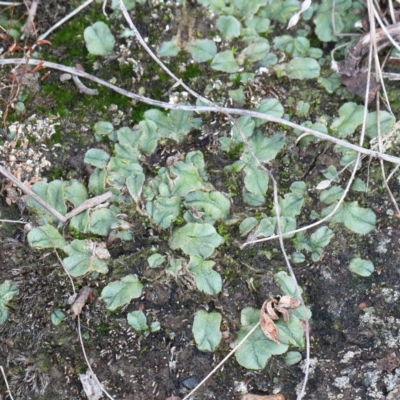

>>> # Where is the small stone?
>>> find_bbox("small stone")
[181,375,200,390]
[60,73,72,82]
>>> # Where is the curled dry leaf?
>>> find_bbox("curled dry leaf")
[266,299,279,320]
[274,306,290,323]
[241,394,286,400]
[260,296,301,342]
[71,286,91,319]
[165,397,182,400]
[260,300,280,344]
[279,295,301,309]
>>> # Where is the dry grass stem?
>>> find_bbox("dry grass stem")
[0,164,67,223]
[0,365,14,400]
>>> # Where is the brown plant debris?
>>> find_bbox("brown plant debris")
[260,296,301,344]
[71,286,92,319]
[337,22,400,102]
[241,394,286,400]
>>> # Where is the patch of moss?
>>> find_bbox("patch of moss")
[47,167,65,180]
[179,62,201,81]
[131,102,153,124]
[41,82,76,116]
[96,86,131,110]
[217,222,230,246]
[50,125,63,145]
[225,143,244,159]
[95,323,110,334]
[37,353,51,373]
[223,268,236,283]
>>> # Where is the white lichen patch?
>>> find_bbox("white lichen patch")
[375,237,391,253]
[7,114,59,141]
[0,115,59,198]
[381,288,400,304]
[383,368,400,392]
[333,376,350,389]
[387,387,400,399]
[300,357,318,375]
[359,312,400,348]
[340,350,357,363]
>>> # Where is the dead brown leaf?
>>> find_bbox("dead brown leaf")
[260,296,302,342]
[279,295,301,309]
[275,306,289,323]
[266,299,279,320]
[260,300,280,344]
[241,394,286,400]
[71,286,91,319]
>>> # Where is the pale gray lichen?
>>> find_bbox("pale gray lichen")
[383,368,400,392]
[333,375,350,389]
[0,114,59,190]
[359,312,400,348]
[340,350,358,363]
[381,288,400,304]
[375,237,391,253]
[7,114,59,141]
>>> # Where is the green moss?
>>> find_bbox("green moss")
[247,249,255,257]
[95,323,110,334]
[224,169,240,197]
[119,63,135,78]
[50,125,63,145]
[131,101,153,124]
[96,86,131,109]
[48,22,87,64]
[333,321,341,330]
[48,167,65,180]
[179,62,202,81]
[217,222,230,246]
[225,143,244,159]
[37,353,51,373]
[41,82,76,116]
[223,268,235,283]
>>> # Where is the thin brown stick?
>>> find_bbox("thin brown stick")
[0,164,67,223]
[64,192,112,220]
[0,163,112,224]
